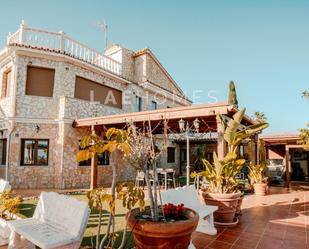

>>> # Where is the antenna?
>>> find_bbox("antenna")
[97,20,108,52]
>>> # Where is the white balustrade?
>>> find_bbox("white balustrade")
[6,25,121,75]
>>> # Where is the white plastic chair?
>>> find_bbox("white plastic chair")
[161,185,218,236]
[135,171,145,188]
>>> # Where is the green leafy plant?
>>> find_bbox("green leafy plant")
[192,109,269,194]
[87,183,145,249]
[298,124,309,151]
[248,164,267,184]
[253,112,267,123]
[77,128,130,249]
[302,90,309,99]
[192,144,206,171]
[223,108,269,153]
[193,152,245,193]
[298,91,309,151]
[0,191,22,219]
[77,126,160,248]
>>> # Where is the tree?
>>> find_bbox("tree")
[302,90,309,99]
[299,125,309,151]
[298,90,309,151]
[228,80,238,108]
[253,112,267,123]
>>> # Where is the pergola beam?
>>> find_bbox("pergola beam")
[73,103,255,130]
[73,103,232,128]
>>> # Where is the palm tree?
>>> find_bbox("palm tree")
[302,90,309,100]
[253,112,267,123]
[299,90,309,150]
[299,125,309,151]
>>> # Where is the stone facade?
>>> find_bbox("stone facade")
[0,32,191,189]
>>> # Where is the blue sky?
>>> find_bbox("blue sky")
[0,0,308,133]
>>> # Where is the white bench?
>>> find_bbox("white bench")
[0,179,11,193]
[161,185,218,236]
[7,192,90,249]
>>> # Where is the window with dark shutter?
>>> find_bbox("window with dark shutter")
[74,76,122,108]
[26,66,55,97]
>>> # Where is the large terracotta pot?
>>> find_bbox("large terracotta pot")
[202,192,240,223]
[253,183,267,196]
[236,194,244,216]
[127,207,199,249]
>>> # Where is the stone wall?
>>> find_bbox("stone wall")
[14,55,130,119]
[146,54,181,94]
[58,97,125,120]
[0,46,190,189]
[9,123,59,188]
[60,124,134,189]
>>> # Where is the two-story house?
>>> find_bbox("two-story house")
[0,21,191,189]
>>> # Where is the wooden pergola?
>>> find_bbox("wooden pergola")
[73,102,256,189]
[261,134,306,185]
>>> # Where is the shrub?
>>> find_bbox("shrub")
[0,191,22,219]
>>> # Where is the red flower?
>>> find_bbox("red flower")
[163,203,185,219]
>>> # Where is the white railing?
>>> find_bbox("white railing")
[7,22,122,76]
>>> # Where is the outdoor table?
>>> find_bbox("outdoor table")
[157,169,175,190]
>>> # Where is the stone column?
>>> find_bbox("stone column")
[216,115,227,160]
[285,146,291,186]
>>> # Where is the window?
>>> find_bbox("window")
[26,66,55,97]
[21,139,49,166]
[78,152,110,166]
[0,139,7,165]
[167,147,176,163]
[74,76,122,108]
[2,69,12,98]
[135,96,142,112]
[151,101,157,110]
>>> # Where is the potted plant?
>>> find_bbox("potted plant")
[195,108,268,225]
[248,164,268,195]
[77,126,199,249]
[248,139,268,196]
[124,126,199,249]
[197,152,245,224]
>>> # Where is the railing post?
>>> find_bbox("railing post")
[19,20,27,44]
[59,31,65,53]
[6,32,11,45]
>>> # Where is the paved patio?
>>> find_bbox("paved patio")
[1,184,308,249]
[192,184,309,249]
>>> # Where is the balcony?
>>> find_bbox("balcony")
[6,21,122,76]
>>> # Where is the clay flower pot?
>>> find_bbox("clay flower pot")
[202,192,240,224]
[236,194,244,216]
[253,183,267,196]
[127,207,199,249]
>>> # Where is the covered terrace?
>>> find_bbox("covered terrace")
[73,102,257,189]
